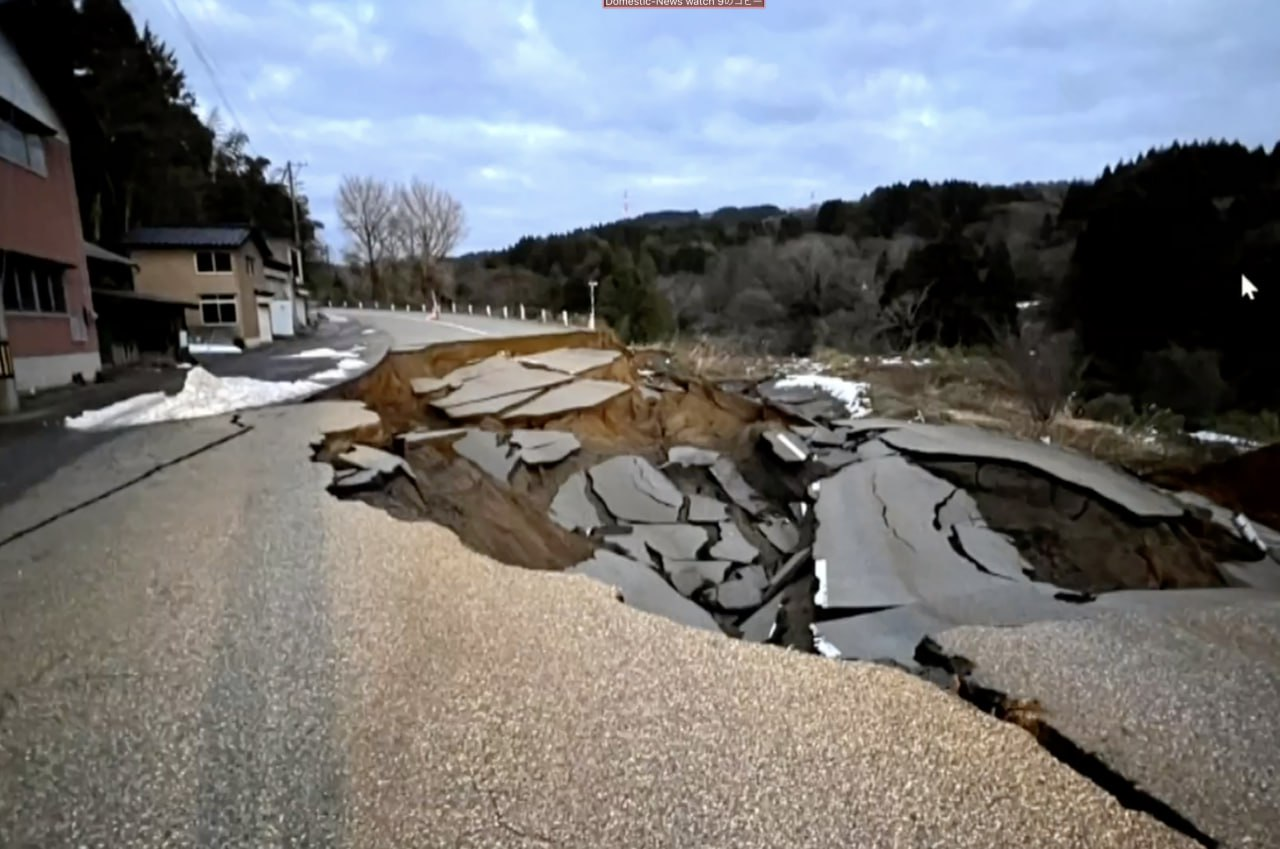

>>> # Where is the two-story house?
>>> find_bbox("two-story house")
[122,226,287,347]
[264,235,309,334]
[0,26,101,403]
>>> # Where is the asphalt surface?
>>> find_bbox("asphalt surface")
[0,318,382,514]
[324,306,575,348]
[0,401,1195,847]
[937,601,1280,848]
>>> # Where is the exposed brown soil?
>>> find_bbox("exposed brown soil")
[360,446,597,571]
[1145,443,1280,529]
[920,459,1240,593]
[319,332,1263,649]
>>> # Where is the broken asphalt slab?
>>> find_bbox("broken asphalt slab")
[605,523,708,565]
[549,471,604,533]
[878,424,1185,519]
[452,429,519,485]
[665,445,720,467]
[710,456,770,516]
[932,597,1280,849]
[500,379,631,419]
[510,429,581,465]
[432,361,573,411]
[588,456,684,524]
[335,444,414,479]
[813,455,1029,610]
[517,348,621,374]
[761,428,810,463]
[568,549,723,633]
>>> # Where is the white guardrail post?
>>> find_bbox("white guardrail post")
[520,304,526,321]
[561,310,569,326]
[486,305,492,317]
[502,305,508,319]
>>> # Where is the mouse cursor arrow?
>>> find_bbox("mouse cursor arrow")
[1242,275,1258,300]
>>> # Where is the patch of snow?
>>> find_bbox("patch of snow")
[309,358,368,382]
[189,342,241,355]
[1016,300,1041,310]
[177,363,193,370]
[1233,513,1269,553]
[813,557,829,608]
[810,625,843,659]
[323,313,349,323]
[1190,430,1261,449]
[65,367,322,430]
[774,374,872,417]
[282,346,365,360]
[362,328,377,335]
[875,355,934,367]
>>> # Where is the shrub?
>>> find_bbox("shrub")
[1136,346,1230,424]
[1080,392,1135,424]
[995,323,1083,426]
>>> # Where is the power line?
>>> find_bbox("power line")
[156,0,247,137]
[148,0,294,187]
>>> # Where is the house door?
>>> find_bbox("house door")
[270,299,295,337]
[256,303,273,344]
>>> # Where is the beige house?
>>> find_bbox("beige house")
[121,226,298,347]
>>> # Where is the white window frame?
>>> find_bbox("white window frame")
[194,250,234,275]
[0,117,47,177]
[1,254,67,314]
[199,293,238,326]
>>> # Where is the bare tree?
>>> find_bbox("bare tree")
[397,178,467,302]
[993,320,1084,429]
[877,281,934,352]
[337,175,394,303]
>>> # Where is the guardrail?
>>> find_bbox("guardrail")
[320,299,595,330]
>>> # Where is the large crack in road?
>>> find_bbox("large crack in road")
[313,331,1280,848]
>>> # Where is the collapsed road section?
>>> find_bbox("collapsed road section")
[316,330,1280,848]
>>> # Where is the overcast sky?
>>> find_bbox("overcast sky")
[126,0,1280,254]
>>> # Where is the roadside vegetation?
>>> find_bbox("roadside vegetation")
[24,0,1277,451]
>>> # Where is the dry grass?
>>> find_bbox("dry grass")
[650,336,1205,470]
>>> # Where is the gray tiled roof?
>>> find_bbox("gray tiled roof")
[122,226,253,249]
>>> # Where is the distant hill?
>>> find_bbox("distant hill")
[440,140,1280,421]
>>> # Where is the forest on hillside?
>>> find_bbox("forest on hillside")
[429,141,1280,426]
[0,0,318,256]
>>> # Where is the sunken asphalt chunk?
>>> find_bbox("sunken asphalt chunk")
[588,455,684,524]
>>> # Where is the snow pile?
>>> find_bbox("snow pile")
[774,374,873,417]
[1190,430,1261,449]
[310,358,368,382]
[874,355,934,367]
[66,367,323,430]
[323,313,349,323]
[189,342,241,355]
[283,346,365,360]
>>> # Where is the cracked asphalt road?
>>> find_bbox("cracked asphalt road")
[0,401,1198,848]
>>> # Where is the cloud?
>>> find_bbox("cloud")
[305,2,390,65]
[126,0,1279,254]
[247,64,299,100]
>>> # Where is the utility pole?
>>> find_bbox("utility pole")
[284,161,306,325]
[587,279,598,331]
